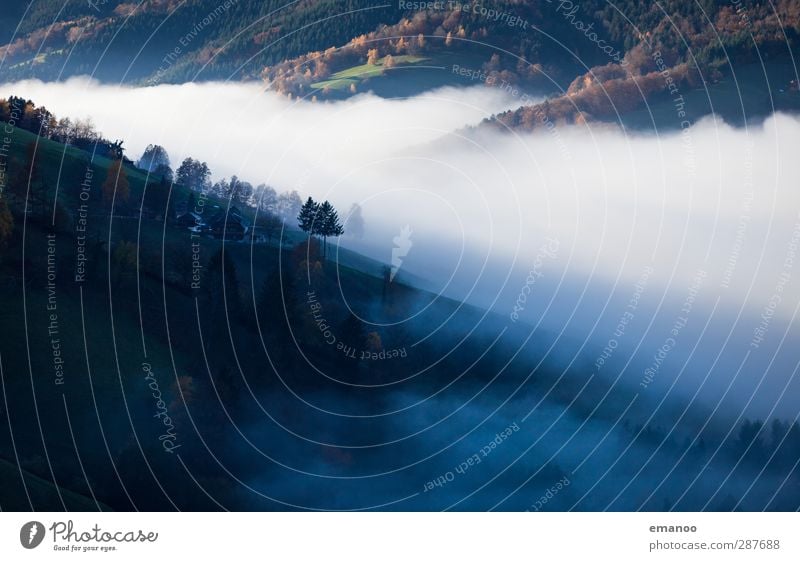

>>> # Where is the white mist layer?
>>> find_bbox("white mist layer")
[3,77,800,416]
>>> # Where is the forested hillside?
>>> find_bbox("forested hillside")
[1,1,797,129]
[0,0,397,83]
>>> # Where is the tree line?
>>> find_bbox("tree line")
[0,95,125,160]
[136,145,305,224]
[0,96,354,242]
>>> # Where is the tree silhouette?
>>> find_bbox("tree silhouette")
[137,144,171,176]
[143,175,172,219]
[297,198,344,259]
[254,184,278,213]
[276,190,302,223]
[176,157,211,192]
[319,200,344,259]
[346,203,364,239]
[297,196,319,238]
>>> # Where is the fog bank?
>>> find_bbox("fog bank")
[4,77,800,417]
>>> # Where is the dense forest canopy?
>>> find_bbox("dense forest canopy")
[0,1,796,88]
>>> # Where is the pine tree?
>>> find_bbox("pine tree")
[297,196,319,237]
[316,200,333,257]
[319,200,344,259]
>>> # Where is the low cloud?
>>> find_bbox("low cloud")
[4,77,800,416]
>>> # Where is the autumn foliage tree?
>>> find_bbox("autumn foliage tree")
[367,48,379,65]
[102,159,130,207]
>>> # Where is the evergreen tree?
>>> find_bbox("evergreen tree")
[297,197,319,237]
[316,200,333,255]
[319,200,344,259]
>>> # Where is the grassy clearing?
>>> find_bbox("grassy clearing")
[311,55,428,91]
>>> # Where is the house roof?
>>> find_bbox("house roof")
[177,211,203,222]
[208,209,249,228]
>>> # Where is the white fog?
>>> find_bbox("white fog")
[4,77,800,417]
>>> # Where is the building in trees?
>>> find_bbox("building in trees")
[207,207,248,241]
[176,211,205,231]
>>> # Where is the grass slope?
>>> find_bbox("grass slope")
[0,457,106,511]
[311,55,428,91]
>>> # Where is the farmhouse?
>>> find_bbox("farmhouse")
[175,211,205,230]
[207,209,248,241]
